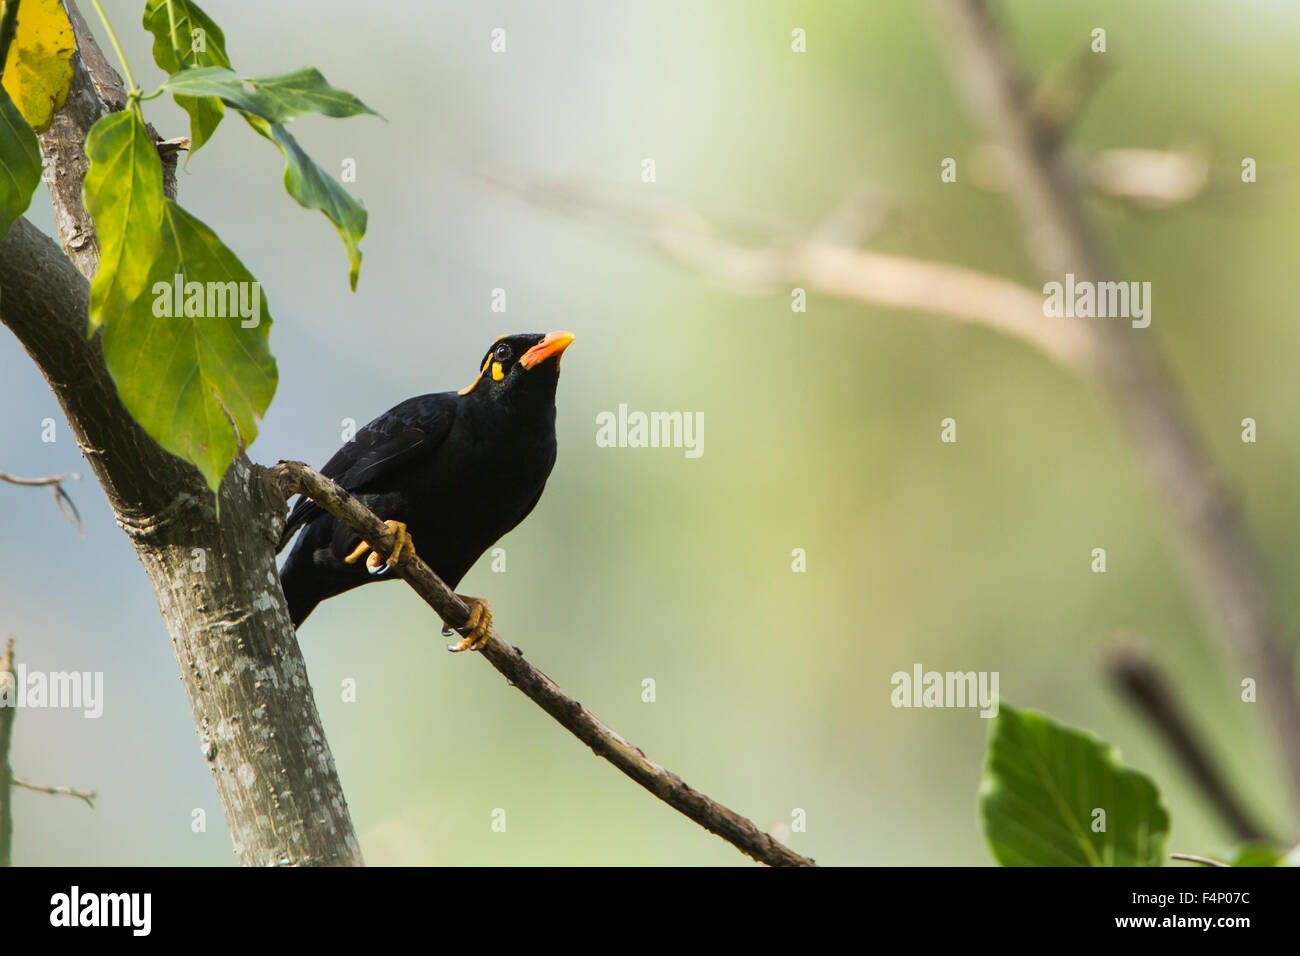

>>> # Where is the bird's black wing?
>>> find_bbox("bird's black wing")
[277,392,457,552]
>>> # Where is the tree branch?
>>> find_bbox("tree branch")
[40,1,175,277]
[11,776,96,808]
[1106,643,1272,842]
[268,460,817,868]
[930,0,1300,820]
[0,1,362,865]
[0,471,83,536]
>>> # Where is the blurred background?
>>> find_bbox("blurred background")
[2,0,1298,865]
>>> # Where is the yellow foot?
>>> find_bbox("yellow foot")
[343,519,416,571]
[447,595,492,653]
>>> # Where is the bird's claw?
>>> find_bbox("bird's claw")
[343,519,416,572]
[447,596,492,652]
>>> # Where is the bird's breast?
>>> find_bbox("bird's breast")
[414,421,555,532]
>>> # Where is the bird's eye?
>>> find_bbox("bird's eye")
[494,344,512,363]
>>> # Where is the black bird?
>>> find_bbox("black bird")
[277,330,574,649]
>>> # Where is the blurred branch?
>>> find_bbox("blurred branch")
[486,174,1096,371]
[269,460,816,868]
[0,471,84,536]
[972,144,1212,209]
[1084,146,1211,209]
[1170,852,1230,868]
[930,0,1300,820]
[1107,643,1272,842]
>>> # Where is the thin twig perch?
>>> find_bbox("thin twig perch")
[269,460,816,868]
[12,777,96,809]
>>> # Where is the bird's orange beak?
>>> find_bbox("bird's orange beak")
[519,330,576,370]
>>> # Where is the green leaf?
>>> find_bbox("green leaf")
[245,115,366,290]
[142,0,232,154]
[82,110,166,332]
[159,66,379,124]
[1218,843,1299,867]
[1,0,74,134]
[100,200,277,492]
[0,84,41,239]
[152,66,374,288]
[979,703,1170,866]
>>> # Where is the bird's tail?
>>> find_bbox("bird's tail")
[287,591,318,629]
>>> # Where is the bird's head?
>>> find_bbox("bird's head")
[458,330,575,407]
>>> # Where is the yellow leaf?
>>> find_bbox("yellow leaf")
[1,0,75,134]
